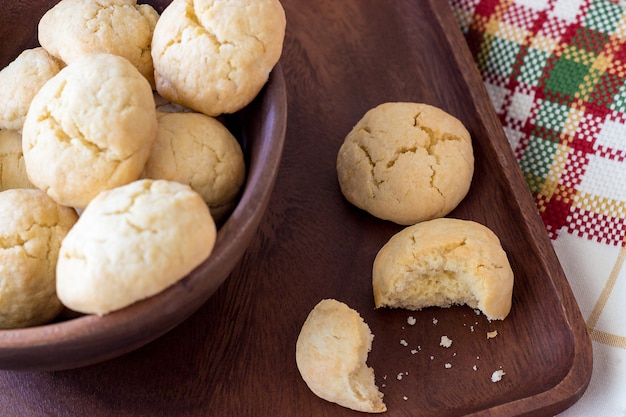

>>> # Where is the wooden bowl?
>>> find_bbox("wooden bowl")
[0,0,287,371]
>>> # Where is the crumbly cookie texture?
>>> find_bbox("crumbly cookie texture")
[38,0,158,86]
[0,189,78,329]
[142,112,246,221]
[296,299,387,413]
[337,102,474,225]
[0,129,35,191]
[56,179,216,316]
[372,218,514,320]
[22,53,157,210]
[151,0,286,116]
[0,47,62,131]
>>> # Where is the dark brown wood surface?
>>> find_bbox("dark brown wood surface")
[0,0,592,416]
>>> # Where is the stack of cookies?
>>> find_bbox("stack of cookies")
[0,0,286,328]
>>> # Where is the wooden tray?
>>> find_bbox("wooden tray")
[0,1,592,416]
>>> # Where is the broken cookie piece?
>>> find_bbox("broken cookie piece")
[372,218,514,320]
[336,102,474,225]
[296,299,386,413]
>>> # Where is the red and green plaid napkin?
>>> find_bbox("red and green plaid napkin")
[450,0,626,245]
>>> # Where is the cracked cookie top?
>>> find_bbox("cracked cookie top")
[0,188,78,328]
[142,111,246,222]
[38,0,159,86]
[151,0,286,116]
[336,102,474,225]
[22,53,158,210]
[56,179,216,316]
[0,47,62,131]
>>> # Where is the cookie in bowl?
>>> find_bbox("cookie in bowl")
[56,179,217,316]
[22,52,158,210]
[142,111,246,222]
[151,0,286,116]
[38,0,159,86]
[0,188,78,329]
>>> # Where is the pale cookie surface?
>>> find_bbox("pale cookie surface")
[22,53,157,210]
[0,47,62,131]
[0,130,35,191]
[56,179,216,316]
[38,0,159,86]
[142,112,246,221]
[151,0,286,116]
[337,102,474,225]
[0,189,78,329]
[296,299,386,413]
[373,218,514,320]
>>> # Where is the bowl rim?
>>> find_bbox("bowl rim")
[0,63,287,371]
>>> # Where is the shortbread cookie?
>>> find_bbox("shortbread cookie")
[0,189,78,328]
[336,102,474,225]
[38,0,158,86]
[296,299,387,413]
[22,53,157,210]
[373,218,514,320]
[0,47,62,131]
[151,0,286,116]
[0,130,34,191]
[56,179,216,316]
[142,112,246,221]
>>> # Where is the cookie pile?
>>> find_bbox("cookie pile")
[0,0,286,328]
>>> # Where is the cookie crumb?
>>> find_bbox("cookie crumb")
[491,369,505,382]
[400,339,408,347]
[440,335,452,348]
[487,330,498,339]
[432,317,438,325]
[407,316,416,326]
[403,396,408,401]
[444,363,452,369]
[396,373,404,381]
[472,365,477,371]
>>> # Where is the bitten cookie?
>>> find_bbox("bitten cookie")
[372,218,514,320]
[336,102,474,225]
[56,179,216,316]
[296,299,387,413]
[0,130,34,191]
[0,189,78,329]
[38,0,159,86]
[142,112,246,221]
[151,0,286,116]
[0,47,62,131]
[22,53,157,210]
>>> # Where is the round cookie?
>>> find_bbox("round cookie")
[0,188,78,329]
[296,299,386,413]
[38,0,159,86]
[0,47,62,131]
[0,130,35,191]
[142,112,246,221]
[22,53,157,210]
[336,102,474,225]
[151,0,286,116]
[372,218,514,320]
[56,179,217,316]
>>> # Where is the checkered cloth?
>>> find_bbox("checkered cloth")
[447,0,626,415]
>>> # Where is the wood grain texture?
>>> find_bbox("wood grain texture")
[0,0,591,416]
